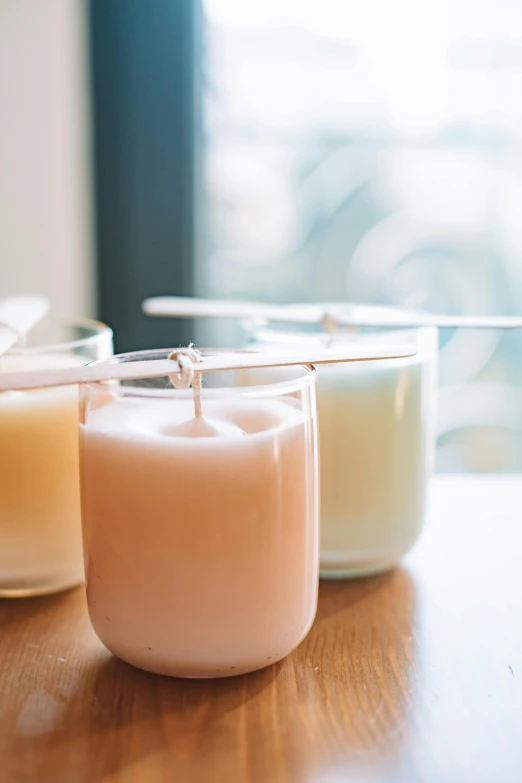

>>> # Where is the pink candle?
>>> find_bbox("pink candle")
[79,354,319,677]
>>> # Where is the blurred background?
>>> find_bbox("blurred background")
[2,0,522,472]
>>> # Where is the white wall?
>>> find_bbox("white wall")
[0,0,94,318]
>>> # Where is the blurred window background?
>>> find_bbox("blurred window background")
[2,1,522,472]
[201,0,522,473]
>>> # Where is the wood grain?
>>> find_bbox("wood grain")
[1,475,522,783]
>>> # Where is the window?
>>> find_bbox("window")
[202,0,522,472]
[91,0,522,472]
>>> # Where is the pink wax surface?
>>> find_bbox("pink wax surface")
[80,396,319,677]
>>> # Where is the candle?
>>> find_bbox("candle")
[0,321,113,597]
[79,353,319,677]
[247,324,438,577]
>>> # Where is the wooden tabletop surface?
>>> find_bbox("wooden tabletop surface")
[1,475,521,783]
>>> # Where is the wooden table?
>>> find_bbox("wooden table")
[1,475,521,783]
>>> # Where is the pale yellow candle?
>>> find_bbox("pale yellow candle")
[0,353,87,596]
[80,394,319,678]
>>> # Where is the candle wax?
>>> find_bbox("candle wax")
[0,353,86,595]
[80,395,319,677]
[317,353,432,575]
[164,415,244,438]
[246,329,436,577]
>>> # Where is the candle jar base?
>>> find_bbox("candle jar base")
[319,555,400,580]
[94,633,312,679]
[0,565,84,598]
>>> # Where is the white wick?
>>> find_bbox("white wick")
[322,311,337,347]
[168,345,204,418]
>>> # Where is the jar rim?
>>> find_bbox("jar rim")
[242,301,430,334]
[7,317,113,355]
[84,348,317,399]
[248,325,434,348]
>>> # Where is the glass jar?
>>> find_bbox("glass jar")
[79,350,319,678]
[246,308,438,578]
[0,319,113,597]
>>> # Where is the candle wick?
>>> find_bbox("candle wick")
[193,371,203,418]
[322,312,336,348]
[167,345,204,418]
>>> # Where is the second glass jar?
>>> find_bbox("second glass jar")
[247,310,438,578]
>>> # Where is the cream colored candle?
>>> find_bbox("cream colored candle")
[248,326,438,577]
[317,330,436,576]
[80,389,319,678]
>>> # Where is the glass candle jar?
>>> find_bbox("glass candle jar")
[79,350,319,678]
[246,310,438,578]
[0,319,113,597]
